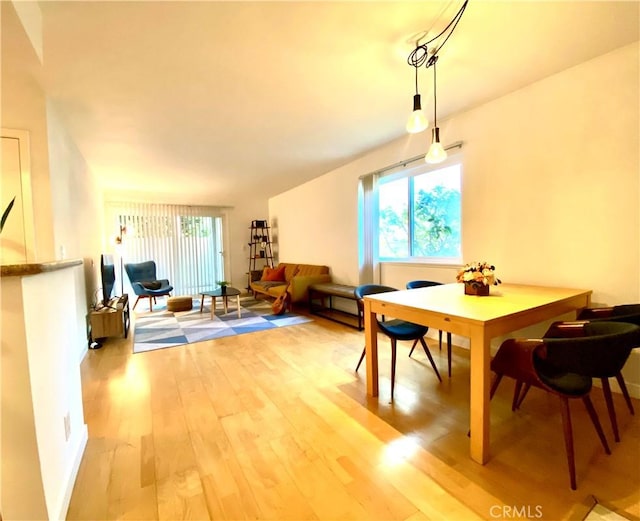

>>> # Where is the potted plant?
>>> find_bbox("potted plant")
[217,280,230,294]
[0,196,16,233]
[456,261,501,296]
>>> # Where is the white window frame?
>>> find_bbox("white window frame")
[377,153,463,265]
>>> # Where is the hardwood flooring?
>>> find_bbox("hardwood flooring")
[67,311,640,520]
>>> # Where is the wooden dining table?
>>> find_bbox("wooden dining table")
[362,282,592,464]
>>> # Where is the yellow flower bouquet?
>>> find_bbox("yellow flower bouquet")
[456,262,501,295]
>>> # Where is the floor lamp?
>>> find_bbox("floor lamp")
[115,225,127,296]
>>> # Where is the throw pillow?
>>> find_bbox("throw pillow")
[261,265,286,282]
[141,280,162,290]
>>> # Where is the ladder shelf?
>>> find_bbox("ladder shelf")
[247,220,274,289]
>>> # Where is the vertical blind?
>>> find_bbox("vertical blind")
[358,174,379,284]
[105,202,226,297]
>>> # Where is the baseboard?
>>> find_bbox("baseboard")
[79,342,88,363]
[581,494,640,521]
[593,378,640,400]
[53,423,88,521]
[625,381,640,400]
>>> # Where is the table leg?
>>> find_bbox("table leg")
[236,294,241,318]
[364,299,379,397]
[200,295,205,313]
[223,296,228,314]
[469,329,491,464]
[210,296,217,320]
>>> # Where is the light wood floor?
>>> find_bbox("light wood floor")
[67,309,640,521]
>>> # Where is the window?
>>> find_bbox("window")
[106,202,226,297]
[378,162,461,261]
[378,177,409,258]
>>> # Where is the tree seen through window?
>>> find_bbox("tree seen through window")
[379,163,461,260]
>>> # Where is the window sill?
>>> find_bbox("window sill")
[379,259,462,269]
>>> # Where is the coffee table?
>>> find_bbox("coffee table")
[200,287,242,319]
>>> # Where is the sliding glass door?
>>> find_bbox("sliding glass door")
[106,202,226,298]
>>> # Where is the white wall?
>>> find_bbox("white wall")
[1,1,54,261]
[1,265,88,521]
[3,3,105,320]
[270,42,640,394]
[1,4,91,518]
[47,102,104,354]
[228,196,269,290]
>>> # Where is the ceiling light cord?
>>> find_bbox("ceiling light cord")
[405,0,468,161]
[406,0,469,70]
[432,57,438,127]
[425,56,447,164]
[406,44,429,133]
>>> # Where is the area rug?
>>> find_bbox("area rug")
[583,496,638,521]
[132,297,312,353]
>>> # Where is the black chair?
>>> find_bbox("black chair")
[515,304,640,442]
[489,320,640,489]
[354,284,441,400]
[572,304,640,441]
[406,280,453,377]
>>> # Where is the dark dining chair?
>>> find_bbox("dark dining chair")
[406,280,453,377]
[570,304,639,442]
[489,320,640,489]
[354,284,441,400]
[124,260,173,311]
[515,304,640,442]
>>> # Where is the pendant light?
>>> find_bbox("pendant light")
[425,58,447,164]
[406,51,428,133]
[405,0,469,160]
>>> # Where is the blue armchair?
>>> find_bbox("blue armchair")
[124,261,173,311]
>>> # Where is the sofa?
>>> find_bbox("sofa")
[250,262,331,308]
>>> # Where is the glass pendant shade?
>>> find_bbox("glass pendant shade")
[406,94,428,133]
[425,127,447,164]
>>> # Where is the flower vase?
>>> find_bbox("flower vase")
[464,282,490,296]
[221,286,227,295]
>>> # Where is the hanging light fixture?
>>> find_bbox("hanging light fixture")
[425,57,447,164]
[406,46,428,133]
[406,0,468,160]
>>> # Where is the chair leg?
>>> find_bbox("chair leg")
[615,372,635,415]
[474,374,504,440]
[512,380,523,412]
[582,394,611,456]
[489,373,503,400]
[149,296,153,312]
[408,339,419,357]
[410,333,452,377]
[355,347,366,372]
[133,296,141,310]
[600,378,620,442]
[516,383,531,409]
[419,337,442,382]
[447,332,452,378]
[558,396,577,490]
[390,339,397,401]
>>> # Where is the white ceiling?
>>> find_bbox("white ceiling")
[37,1,639,205]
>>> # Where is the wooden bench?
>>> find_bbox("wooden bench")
[308,282,362,330]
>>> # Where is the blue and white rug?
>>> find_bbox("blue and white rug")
[133,297,312,353]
